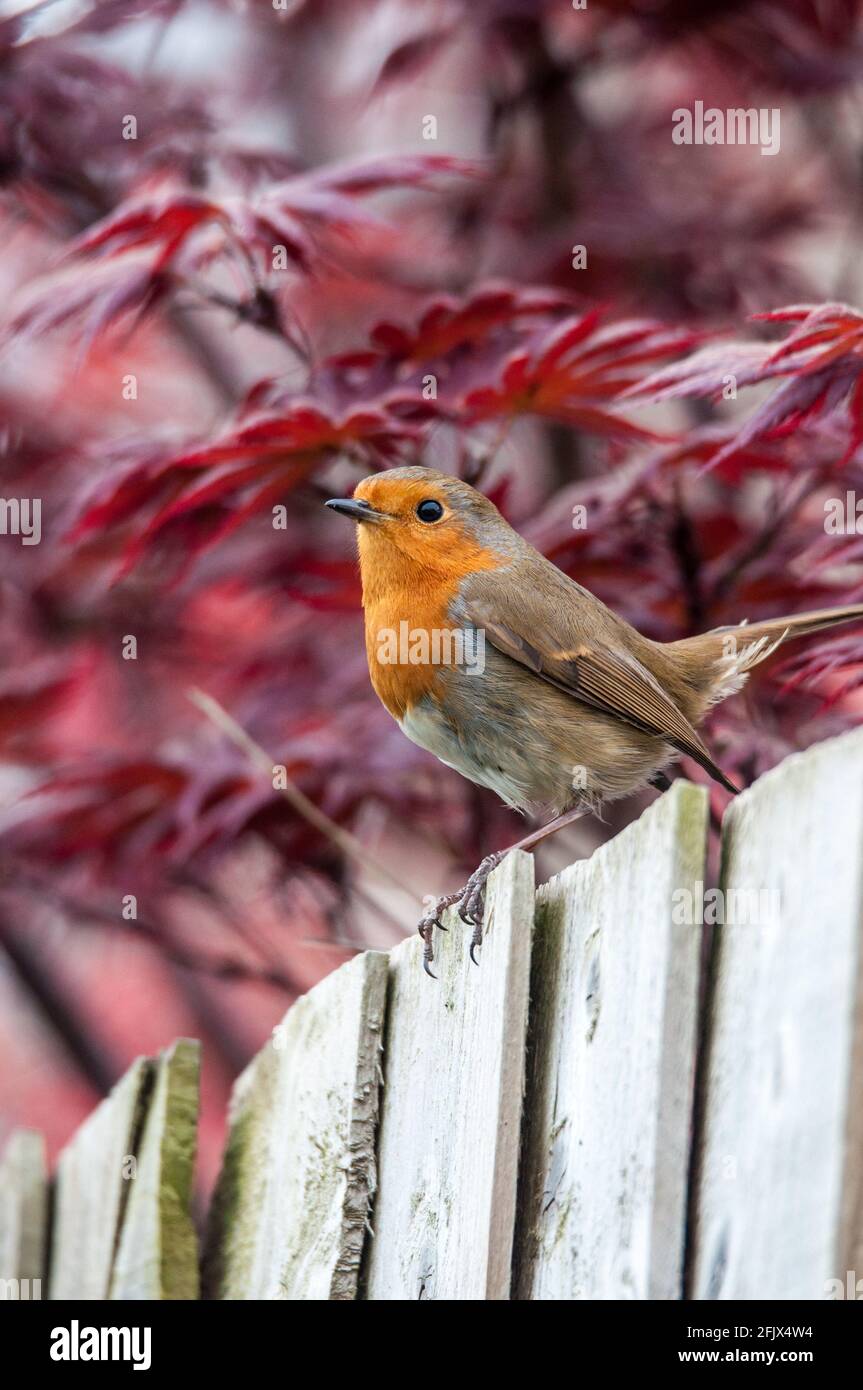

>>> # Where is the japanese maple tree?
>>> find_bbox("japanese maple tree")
[2,0,863,1176]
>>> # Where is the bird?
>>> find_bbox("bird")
[326,466,863,975]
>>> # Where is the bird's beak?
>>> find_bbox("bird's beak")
[324,498,388,524]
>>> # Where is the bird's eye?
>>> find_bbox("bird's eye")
[416,499,444,523]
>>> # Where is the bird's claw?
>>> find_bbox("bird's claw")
[417,851,506,976]
[417,895,460,979]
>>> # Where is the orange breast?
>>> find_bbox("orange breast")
[363,586,452,718]
[358,527,502,720]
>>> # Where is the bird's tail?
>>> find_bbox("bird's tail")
[667,603,863,705]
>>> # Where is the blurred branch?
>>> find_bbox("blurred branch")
[710,473,826,607]
[0,908,118,1095]
[670,480,705,632]
[187,688,416,903]
[167,304,242,405]
[3,873,302,991]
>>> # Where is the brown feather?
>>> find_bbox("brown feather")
[465,600,740,794]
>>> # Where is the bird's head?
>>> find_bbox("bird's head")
[325,467,518,588]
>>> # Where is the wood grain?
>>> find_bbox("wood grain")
[515,783,708,1300]
[50,1057,152,1300]
[690,729,863,1300]
[0,1130,48,1297]
[362,850,534,1300]
[110,1039,200,1300]
[205,950,388,1299]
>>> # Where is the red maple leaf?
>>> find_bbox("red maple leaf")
[71,399,422,573]
[459,314,698,439]
[622,303,863,468]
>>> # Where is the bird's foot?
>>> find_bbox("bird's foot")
[417,895,457,980]
[459,851,506,963]
[417,850,506,977]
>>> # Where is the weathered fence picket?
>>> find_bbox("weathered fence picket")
[515,783,708,1300]
[49,1055,152,1300]
[204,950,387,1300]
[689,728,863,1300]
[49,1040,200,1300]
[6,729,863,1301]
[362,849,534,1300]
[110,1039,200,1299]
[0,1130,47,1297]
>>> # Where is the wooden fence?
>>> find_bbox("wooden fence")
[2,727,863,1301]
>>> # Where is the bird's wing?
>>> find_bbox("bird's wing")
[464,595,739,794]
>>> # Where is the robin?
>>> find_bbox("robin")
[327,467,863,974]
